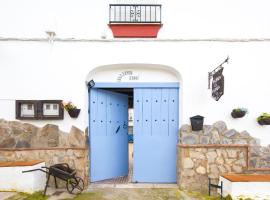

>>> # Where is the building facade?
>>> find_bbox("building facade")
[1,0,270,191]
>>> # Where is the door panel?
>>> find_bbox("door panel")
[133,88,179,183]
[89,89,128,182]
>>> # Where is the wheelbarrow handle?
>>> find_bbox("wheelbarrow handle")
[22,168,48,174]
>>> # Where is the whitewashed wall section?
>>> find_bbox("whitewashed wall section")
[1,0,270,39]
[0,41,270,145]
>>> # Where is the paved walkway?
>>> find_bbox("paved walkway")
[0,188,199,200]
[0,192,16,200]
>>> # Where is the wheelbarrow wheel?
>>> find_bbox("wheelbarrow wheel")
[66,177,84,195]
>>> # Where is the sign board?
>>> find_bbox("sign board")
[117,71,139,82]
[211,67,224,101]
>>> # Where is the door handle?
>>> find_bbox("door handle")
[123,122,127,129]
[116,125,120,133]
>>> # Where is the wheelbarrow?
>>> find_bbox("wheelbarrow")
[22,163,84,195]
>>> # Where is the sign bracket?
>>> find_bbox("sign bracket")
[208,56,229,89]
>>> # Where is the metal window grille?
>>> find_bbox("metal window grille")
[109,4,162,24]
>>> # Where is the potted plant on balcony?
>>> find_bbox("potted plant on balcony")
[257,113,270,125]
[231,108,248,118]
[62,101,80,118]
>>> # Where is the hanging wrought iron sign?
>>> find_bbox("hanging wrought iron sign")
[208,57,229,101]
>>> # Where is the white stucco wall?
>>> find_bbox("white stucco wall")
[0,162,46,193]
[0,41,270,145]
[0,0,270,145]
[0,0,270,39]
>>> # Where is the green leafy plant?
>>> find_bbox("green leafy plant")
[257,112,270,121]
[233,107,248,113]
[257,112,270,125]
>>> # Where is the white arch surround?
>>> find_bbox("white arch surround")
[86,63,182,84]
[85,63,183,130]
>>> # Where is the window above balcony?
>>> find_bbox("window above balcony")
[108,4,163,38]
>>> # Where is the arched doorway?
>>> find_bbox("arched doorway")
[87,64,181,183]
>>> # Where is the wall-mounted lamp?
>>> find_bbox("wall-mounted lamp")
[87,80,95,88]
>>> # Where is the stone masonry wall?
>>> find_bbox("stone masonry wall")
[0,119,86,148]
[0,119,89,187]
[178,121,270,193]
[178,146,248,193]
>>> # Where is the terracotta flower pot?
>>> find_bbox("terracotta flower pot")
[68,109,81,118]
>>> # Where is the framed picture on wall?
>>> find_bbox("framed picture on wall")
[16,100,38,120]
[16,100,64,120]
[40,100,64,120]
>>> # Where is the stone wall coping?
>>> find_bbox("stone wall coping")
[178,144,249,148]
[0,147,87,151]
[247,168,270,171]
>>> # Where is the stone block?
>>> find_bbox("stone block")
[209,164,219,179]
[183,158,194,169]
[16,140,30,148]
[234,158,246,167]
[210,129,220,144]
[180,124,191,134]
[223,129,238,138]
[206,151,217,163]
[182,169,195,177]
[200,136,210,144]
[182,134,199,145]
[239,131,251,139]
[196,166,206,174]
[190,151,206,159]
[213,121,227,134]
[216,157,224,165]
[0,138,16,148]
[220,138,233,144]
[232,165,243,173]
[225,158,235,165]
[68,126,85,147]
[226,149,238,158]
[203,125,212,136]
[233,139,248,145]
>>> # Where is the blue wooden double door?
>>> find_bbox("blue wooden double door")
[89,86,179,183]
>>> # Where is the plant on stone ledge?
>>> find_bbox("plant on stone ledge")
[62,101,81,118]
[231,108,248,118]
[257,113,270,125]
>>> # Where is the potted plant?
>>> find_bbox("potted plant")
[231,108,248,118]
[190,115,204,131]
[257,113,270,125]
[62,101,81,118]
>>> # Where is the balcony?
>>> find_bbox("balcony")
[108,4,162,38]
